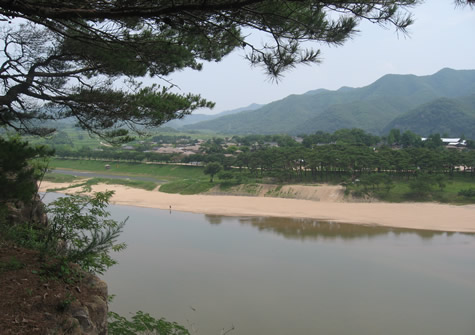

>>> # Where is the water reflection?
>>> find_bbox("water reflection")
[204,214,224,225]
[104,206,475,335]
[204,214,470,241]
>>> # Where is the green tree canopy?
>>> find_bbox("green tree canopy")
[0,0,423,140]
[204,162,222,182]
[0,137,52,206]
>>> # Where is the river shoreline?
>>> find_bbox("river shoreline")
[39,181,475,233]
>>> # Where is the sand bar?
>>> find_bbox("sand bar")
[39,181,475,233]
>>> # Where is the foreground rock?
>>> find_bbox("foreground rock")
[0,244,108,335]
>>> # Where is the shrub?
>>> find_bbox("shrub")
[406,174,446,200]
[108,311,190,335]
[43,191,127,274]
[458,188,475,198]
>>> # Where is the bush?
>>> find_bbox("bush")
[458,188,475,198]
[406,174,446,200]
[344,174,394,199]
[108,311,190,335]
[217,171,234,181]
[43,191,127,274]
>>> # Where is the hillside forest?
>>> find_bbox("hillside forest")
[175,69,475,137]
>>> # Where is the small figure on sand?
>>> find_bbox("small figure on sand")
[169,205,172,214]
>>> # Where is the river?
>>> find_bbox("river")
[44,193,475,335]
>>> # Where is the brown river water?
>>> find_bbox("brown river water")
[45,193,475,335]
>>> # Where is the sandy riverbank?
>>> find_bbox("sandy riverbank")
[39,181,475,233]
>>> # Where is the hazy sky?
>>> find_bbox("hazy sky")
[164,0,475,115]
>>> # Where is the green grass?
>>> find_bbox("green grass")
[159,180,214,195]
[46,177,158,192]
[49,158,206,180]
[42,173,82,183]
[370,176,475,204]
[24,127,101,147]
[218,182,238,191]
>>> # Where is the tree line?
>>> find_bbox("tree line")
[51,129,475,183]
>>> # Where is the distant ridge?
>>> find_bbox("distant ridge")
[162,103,262,128]
[183,68,475,137]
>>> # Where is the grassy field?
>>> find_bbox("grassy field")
[45,177,158,192]
[159,180,215,195]
[49,158,206,180]
[47,158,209,194]
[364,175,475,204]
[42,173,81,183]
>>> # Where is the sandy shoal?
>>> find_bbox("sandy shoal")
[39,181,475,233]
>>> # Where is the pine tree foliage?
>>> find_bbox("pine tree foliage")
[0,0,427,139]
[0,137,52,205]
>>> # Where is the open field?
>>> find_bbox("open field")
[49,158,206,180]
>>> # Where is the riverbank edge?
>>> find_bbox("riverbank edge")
[39,181,475,233]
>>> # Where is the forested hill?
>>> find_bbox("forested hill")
[182,68,475,136]
[383,95,475,138]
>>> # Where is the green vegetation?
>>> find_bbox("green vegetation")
[459,188,475,198]
[42,127,475,204]
[46,178,159,192]
[1,0,419,142]
[183,69,475,136]
[384,96,475,138]
[0,1,447,333]
[43,191,127,275]
[159,180,214,195]
[0,137,52,206]
[346,176,475,204]
[1,191,126,276]
[42,173,81,183]
[204,162,222,182]
[50,159,205,180]
[108,311,190,335]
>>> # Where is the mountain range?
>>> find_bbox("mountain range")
[163,68,475,137]
[163,103,263,128]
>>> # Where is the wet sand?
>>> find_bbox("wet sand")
[39,181,475,233]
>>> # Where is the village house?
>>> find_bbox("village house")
[421,137,467,149]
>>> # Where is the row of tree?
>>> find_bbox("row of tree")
[200,145,475,182]
[53,141,475,183]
